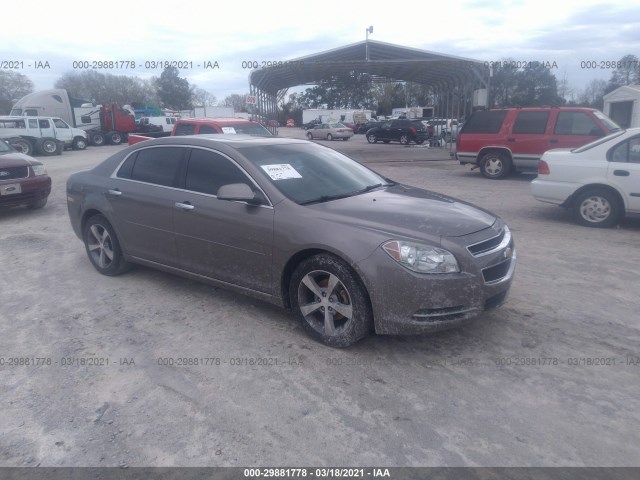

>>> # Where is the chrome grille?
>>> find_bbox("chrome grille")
[467,226,511,257]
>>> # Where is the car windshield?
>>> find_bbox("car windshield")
[571,130,626,153]
[592,111,622,132]
[238,142,392,204]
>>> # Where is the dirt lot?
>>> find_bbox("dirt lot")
[1,133,639,467]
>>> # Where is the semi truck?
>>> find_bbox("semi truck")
[10,89,167,146]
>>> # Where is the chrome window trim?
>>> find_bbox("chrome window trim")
[110,144,274,209]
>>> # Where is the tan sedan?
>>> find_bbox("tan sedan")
[306,123,354,141]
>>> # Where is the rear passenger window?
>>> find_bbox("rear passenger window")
[462,111,507,134]
[174,123,196,136]
[38,119,50,128]
[130,147,184,186]
[554,112,603,136]
[185,149,250,195]
[512,111,549,134]
[199,125,218,134]
[609,137,640,163]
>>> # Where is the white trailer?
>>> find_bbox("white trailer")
[193,106,235,118]
[391,106,435,119]
[603,85,640,128]
[302,109,373,125]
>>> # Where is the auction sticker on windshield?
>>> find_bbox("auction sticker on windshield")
[221,127,237,134]
[261,164,302,180]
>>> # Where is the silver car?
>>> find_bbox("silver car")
[67,136,515,347]
[306,123,354,141]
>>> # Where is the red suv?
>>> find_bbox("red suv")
[456,107,621,179]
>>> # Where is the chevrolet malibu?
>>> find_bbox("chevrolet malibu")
[67,136,516,347]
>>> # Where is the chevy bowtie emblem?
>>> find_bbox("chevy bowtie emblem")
[504,247,513,259]
[0,171,9,177]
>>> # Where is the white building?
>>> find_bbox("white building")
[603,84,640,128]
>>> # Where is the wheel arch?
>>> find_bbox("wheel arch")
[563,183,626,211]
[476,146,513,165]
[279,248,372,311]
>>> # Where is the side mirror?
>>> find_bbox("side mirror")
[217,183,263,205]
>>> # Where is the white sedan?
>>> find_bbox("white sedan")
[531,128,640,227]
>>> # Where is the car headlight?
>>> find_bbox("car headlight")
[382,240,459,274]
[32,164,47,176]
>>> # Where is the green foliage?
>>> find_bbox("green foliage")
[490,60,564,107]
[155,67,193,110]
[0,70,34,114]
[55,70,158,105]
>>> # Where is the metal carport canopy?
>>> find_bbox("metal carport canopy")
[249,39,488,96]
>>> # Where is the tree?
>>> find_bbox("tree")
[605,54,640,94]
[0,70,34,114]
[192,88,217,107]
[489,59,563,107]
[298,72,375,110]
[576,79,607,110]
[155,67,192,110]
[222,93,250,113]
[55,71,158,105]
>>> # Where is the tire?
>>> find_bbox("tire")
[83,215,132,276]
[10,138,33,155]
[367,133,377,144]
[479,151,511,179]
[38,138,58,156]
[72,137,87,150]
[27,197,48,209]
[91,132,105,146]
[415,139,424,145]
[342,137,349,141]
[108,132,123,145]
[327,133,333,141]
[290,254,373,348]
[399,134,410,145]
[306,132,313,140]
[572,189,621,228]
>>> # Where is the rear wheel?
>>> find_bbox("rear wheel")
[108,132,123,145]
[327,133,333,141]
[290,254,373,347]
[306,132,313,140]
[573,189,621,228]
[367,133,377,144]
[10,138,33,155]
[399,134,410,145]
[83,215,132,276]
[38,138,58,156]
[479,151,511,179]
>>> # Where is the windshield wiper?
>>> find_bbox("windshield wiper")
[299,183,390,205]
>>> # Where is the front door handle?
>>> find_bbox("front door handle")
[507,138,515,142]
[549,139,559,144]
[174,201,195,211]
[107,189,122,196]
[613,170,630,176]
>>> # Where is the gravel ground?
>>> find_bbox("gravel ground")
[1,133,639,467]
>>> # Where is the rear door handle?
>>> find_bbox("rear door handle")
[107,189,122,196]
[174,201,195,211]
[613,170,630,176]
[506,138,515,142]
[549,139,559,144]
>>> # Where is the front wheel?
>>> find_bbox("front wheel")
[83,215,132,276]
[72,137,87,150]
[573,189,621,228]
[367,133,377,144]
[479,151,511,179]
[306,132,313,140]
[290,254,373,347]
[327,133,333,141]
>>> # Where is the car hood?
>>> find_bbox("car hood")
[305,184,496,238]
[0,152,40,168]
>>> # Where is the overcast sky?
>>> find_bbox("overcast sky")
[3,0,639,101]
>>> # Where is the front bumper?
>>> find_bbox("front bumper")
[357,225,516,335]
[0,176,51,208]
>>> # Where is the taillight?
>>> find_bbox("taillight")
[538,159,550,175]
[409,127,416,134]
